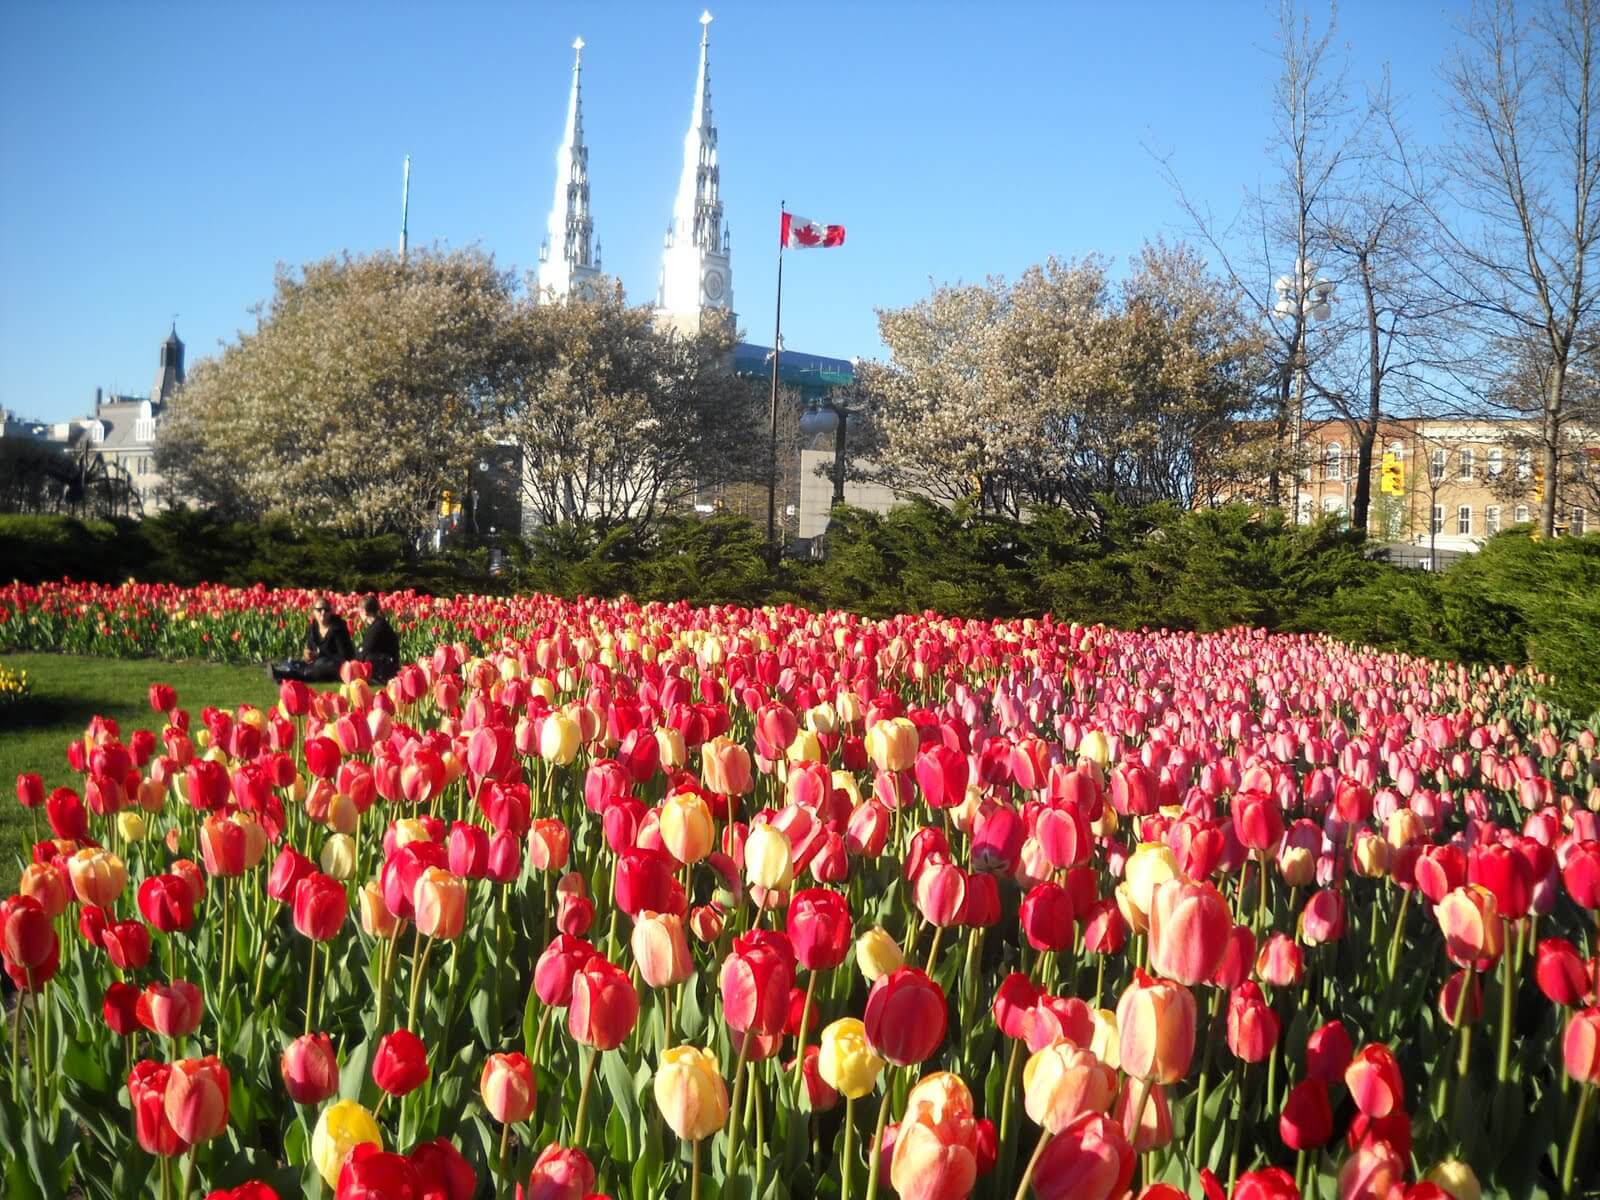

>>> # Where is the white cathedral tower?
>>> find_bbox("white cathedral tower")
[656,10,733,332]
[536,37,601,302]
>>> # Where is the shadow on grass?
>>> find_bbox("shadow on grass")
[0,696,108,733]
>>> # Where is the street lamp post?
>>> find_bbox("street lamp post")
[1275,261,1335,523]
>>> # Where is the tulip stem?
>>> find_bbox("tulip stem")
[1563,1081,1595,1197]
[574,1047,601,1148]
[691,1137,702,1200]
[997,1036,1025,1181]
[1011,1130,1055,1200]
[791,971,818,1106]
[497,1119,511,1199]
[863,1070,896,1200]
[841,1095,856,1200]
[405,934,436,1034]
[752,1064,767,1190]
[304,941,317,1035]
[726,1028,755,1172]
[1496,926,1519,1084]
[924,926,943,975]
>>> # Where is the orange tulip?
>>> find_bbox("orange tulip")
[631,911,694,989]
[1023,1040,1118,1133]
[1115,971,1195,1084]
[413,868,467,940]
[480,1052,537,1124]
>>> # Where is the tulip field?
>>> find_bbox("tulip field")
[3,582,1600,1200]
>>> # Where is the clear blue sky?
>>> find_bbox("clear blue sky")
[1,1,1462,422]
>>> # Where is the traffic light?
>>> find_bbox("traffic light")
[1532,465,1544,501]
[1380,453,1404,496]
[439,489,456,518]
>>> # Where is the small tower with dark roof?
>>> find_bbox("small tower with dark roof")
[151,323,184,408]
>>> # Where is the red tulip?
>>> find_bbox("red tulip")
[1279,1079,1332,1150]
[994,972,1040,1040]
[1562,840,1600,909]
[1031,1112,1135,1200]
[1535,937,1591,1007]
[534,935,597,1007]
[293,873,349,942]
[568,956,639,1050]
[1344,1043,1404,1118]
[102,918,152,971]
[407,1138,476,1200]
[139,874,197,932]
[336,1143,423,1200]
[137,980,204,1037]
[1,895,55,969]
[1226,981,1281,1062]
[128,1060,189,1156]
[720,931,795,1036]
[1232,1167,1298,1200]
[163,1056,230,1143]
[786,888,853,971]
[104,981,141,1036]
[1304,1020,1353,1084]
[1148,878,1230,985]
[1565,1005,1600,1083]
[863,966,947,1066]
[282,1032,340,1105]
[1230,790,1283,852]
[205,1185,279,1200]
[373,1028,430,1096]
[1020,881,1074,952]
[524,1144,596,1200]
[914,862,968,929]
[149,683,177,713]
[15,773,44,809]
[614,848,675,917]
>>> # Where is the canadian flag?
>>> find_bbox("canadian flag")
[781,211,846,249]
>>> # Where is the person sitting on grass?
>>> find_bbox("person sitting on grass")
[355,594,400,685]
[270,596,354,684]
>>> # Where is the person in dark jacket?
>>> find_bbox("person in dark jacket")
[356,594,401,684]
[270,597,355,683]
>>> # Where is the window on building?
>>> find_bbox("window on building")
[1457,505,1472,535]
[1486,505,1501,535]
[1574,507,1587,535]
[1431,449,1447,482]
[1517,447,1532,480]
[1432,505,1444,535]
[1488,447,1504,478]
[1296,496,1312,526]
[1325,442,1343,482]
[135,417,155,442]
[1515,505,1530,523]
[1458,448,1474,480]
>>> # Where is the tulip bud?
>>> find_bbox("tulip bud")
[1116,971,1196,1084]
[660,791,715,865]
[281,1033,339,1105]
[1023,1040,1117,1133]
[1424,1158,1482,1200]
[413,868,467,940]
[372,1029,430,1097]
[318,835,356,881]
[744,824,793,891]
[817,1017,885,1100]
[653,1045,729,1141]
[856,926,904,983]
[631,911,694,989]
[479,1052,536,1123]
[1564,1006,1600,1083]
[311,1100,382,1188]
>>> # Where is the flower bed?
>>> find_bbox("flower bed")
[2,589,1598,1199]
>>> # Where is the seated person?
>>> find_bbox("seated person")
[356,594,401,684]
[270,597,355,683]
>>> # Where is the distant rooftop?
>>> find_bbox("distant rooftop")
[733,341,855,390]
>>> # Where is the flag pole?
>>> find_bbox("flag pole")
[766,202,786,563]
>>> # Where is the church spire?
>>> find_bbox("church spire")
[537,36,599,302]
[657,10,732,326]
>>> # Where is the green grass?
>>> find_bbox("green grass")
[0,652,282,892]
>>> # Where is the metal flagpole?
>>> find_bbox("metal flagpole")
[399,156,411,261]
[766,203,786,562]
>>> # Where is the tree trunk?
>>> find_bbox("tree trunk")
[1269,367,1292,509]
[1543,365,1563,537]
[1351,251,1381,536]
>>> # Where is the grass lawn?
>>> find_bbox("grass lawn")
[0,652,282,892]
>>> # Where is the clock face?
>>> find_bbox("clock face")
[703,269,725,301]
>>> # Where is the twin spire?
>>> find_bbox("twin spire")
[537,12,732,326]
